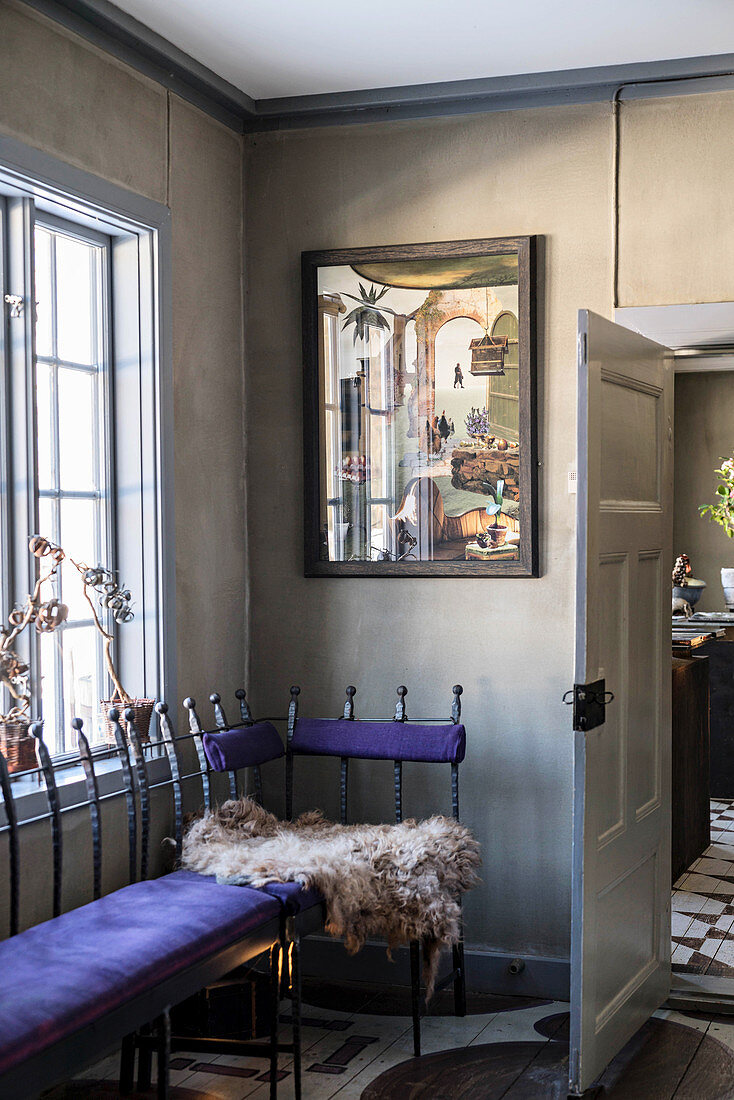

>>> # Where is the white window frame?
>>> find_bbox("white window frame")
[0,133,175,760]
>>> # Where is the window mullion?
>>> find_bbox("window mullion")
[5,196,40,718]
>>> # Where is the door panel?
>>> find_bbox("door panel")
[569,310,673,1095]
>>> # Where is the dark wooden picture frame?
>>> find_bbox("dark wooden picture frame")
[302,236,539,577]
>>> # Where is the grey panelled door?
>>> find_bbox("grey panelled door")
[569,310,673,1096]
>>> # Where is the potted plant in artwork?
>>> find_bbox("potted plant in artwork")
[70,559,154,743]
[484,479,507,547]
[699,455,734,608]
[0,536,67,772]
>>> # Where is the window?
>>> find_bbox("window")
[34,219,112,748]
[0,137,173,758]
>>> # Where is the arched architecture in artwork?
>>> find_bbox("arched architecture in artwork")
[406,287,503,434]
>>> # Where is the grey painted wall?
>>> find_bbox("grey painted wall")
[243,105,614,967]
[244,87,734,971]
[674,372,734,612]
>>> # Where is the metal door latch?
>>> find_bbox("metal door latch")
[4,294,23,318]
[562,679,614,731]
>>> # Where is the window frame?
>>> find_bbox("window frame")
[0,132,175,760]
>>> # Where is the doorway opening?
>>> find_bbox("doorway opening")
[616,304,734,1012]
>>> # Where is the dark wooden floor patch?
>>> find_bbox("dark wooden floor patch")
[43,1083,208,1099]
[361,1019,734,1099]
[302,976,549,1017]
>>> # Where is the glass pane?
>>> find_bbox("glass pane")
[58,368,96,490]
[38,496,56,544]
[35,361,55,491]
[34,228,53,358]
[62,625,101,739]
[59,498,98,622]
[56,235,94,364]
[39,630,61,754]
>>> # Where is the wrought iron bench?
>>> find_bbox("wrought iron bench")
[0,708,283,1100]
[188,683,468,1100]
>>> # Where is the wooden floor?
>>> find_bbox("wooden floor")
[47,979,734,1099]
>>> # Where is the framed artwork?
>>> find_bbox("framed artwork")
[302,236,539,577]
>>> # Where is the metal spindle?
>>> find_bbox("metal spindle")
[394,685,408,722]
[253,765,263,805]
[235,688,253,725]
[75,719,102,900]
[340,757,349,825]
[285,685,300,820]
[210,692,228,730]
[156,702,183,861]
[0,748,20,936]
[183,698,211,812]
[452,684,463,724]
[343,685,356,720]
[108,707,138,884]
[394,760,403,824]
[451,762,460,821]
[126,710,150,881]
[210,691,238,800]
[32,722,62,918]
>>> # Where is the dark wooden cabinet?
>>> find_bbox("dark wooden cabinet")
[699,630,734,798]
[672,655,710,885]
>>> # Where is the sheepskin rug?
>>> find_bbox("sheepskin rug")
[182,798,481,996]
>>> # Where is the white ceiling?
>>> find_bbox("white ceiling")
[109,0,734,101]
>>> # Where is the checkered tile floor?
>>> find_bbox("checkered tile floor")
[672,799,734,976]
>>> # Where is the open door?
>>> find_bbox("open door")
[569,310,674,1095]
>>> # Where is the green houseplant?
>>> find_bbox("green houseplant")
[699,455,734,608]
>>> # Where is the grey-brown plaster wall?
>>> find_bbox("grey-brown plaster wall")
[243,105,614,964]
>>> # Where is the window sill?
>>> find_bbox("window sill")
[3,753,171,822]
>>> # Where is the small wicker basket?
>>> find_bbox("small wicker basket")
[101,696,155,746]
[0,716,37,774]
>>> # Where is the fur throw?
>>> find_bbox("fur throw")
[181,799,481,997]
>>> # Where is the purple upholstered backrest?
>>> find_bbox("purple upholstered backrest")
[202,722,284,772]
[289,718,466,764]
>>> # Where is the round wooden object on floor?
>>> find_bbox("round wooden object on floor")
[361,1020,734,1098]
[301,977,549,1016]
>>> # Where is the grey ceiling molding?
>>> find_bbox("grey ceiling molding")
[21,0,256,131]
[17,0,734,134]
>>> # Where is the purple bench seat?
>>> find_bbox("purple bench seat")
[0,870,280,1083]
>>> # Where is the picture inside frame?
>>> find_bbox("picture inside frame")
[306,240,536,574]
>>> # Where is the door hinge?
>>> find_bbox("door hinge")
[4,293,24,318]
[563,678,614,732]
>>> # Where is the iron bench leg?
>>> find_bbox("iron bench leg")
[156,1009,171,1100]
[287,916,303,1100]
[137,1023,153,1091]
[453,938,467,1017]
[269,940,281,1100]
[119,1032,136,1093]
[410,939,422,1057]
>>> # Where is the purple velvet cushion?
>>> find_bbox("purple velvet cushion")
[0,870,279,1076]
[290,718,466,764]
[258,881,324,915]
[202,722,284,771]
